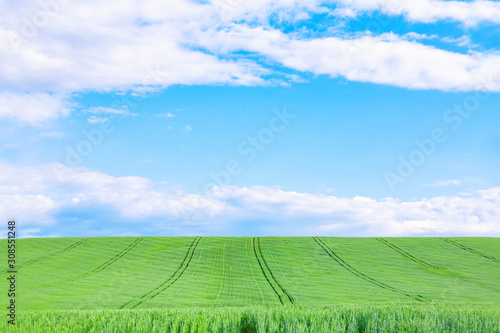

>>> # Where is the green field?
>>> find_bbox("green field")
[2,237,500,332]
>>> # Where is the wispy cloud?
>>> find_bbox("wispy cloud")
[441,35,474,48]
[40,131,66,139]
[401,32,438,41]
[86,107,128,115]
[2,143,19,149]
[156,112,175,118]
[87,116,109,124]
[424,180,462,188]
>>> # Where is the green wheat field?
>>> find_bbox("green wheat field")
[2,237,500,332]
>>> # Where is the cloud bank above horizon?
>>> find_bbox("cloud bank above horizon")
[1,162,498,237]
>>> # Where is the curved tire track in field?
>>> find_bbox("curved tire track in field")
[378,238,500,293]
[252,237,293,305]
[313,237,427,302]
[377,238,434,269]
[120,236,202,309]
[76,237,144,280]
[1,238,88,274]
[444,239,499,263]
[253,237,283,305]
[257,237,295,304]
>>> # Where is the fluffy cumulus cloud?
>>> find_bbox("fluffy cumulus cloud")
[0,0,268,124]
[1,162,499,237]
[1,0,500,123]
[0,92,70,124]
[0,0,270,91]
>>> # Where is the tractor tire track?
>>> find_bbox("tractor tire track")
[444,239,499,263]
[1,238,88,274]
[257,237,295,304]
[76,237,143,280]
[378,238,500,293]
[377,238,434,269]
[313,237,427,302]
[253,237,284,305]
[120,236,202,309]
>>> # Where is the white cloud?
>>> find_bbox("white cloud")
[401,32,438,41]
[21,228,43,238]
[201,27,500,91]
[1,162,499,236]
[424,180,462,188]
[85,106,132,124]
[156,112,175,118]
[0,1,498,93]
[0,193,57,227]
[0,0,266,92]
[86,107,128,115]
[210,0,500,26]
[40,131,66,139]
[333,0,500,26]
[3,143,19,149]
[441,35,474,48]
[208,0,327,22]
[184,125,192,132]
[87,116,109,124]
[0,92,69,124]
[0,0,270,124]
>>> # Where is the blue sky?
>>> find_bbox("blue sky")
[1,0,500,237]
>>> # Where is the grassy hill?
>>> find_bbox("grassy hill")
[4,237,500,310]
[2,237,500,332]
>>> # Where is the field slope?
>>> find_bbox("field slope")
[2,236,499,311]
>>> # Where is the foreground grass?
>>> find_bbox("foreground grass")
[3,304,499,332]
